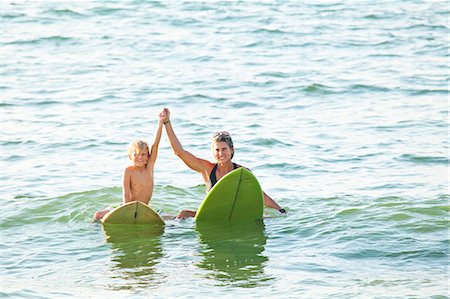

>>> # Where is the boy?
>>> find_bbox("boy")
[93,109,167,221]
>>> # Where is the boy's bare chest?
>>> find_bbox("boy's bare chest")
[130,171,153,187]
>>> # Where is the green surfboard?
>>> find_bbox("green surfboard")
[101,201,165,225]
[195,167,264,223]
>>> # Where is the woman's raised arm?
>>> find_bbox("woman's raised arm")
[163,108,211,173]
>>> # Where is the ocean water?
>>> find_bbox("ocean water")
[1,0,448,298]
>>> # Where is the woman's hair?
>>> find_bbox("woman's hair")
[128,140,150,157]
[211,131,234,158]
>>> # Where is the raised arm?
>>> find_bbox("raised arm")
[163,108,211,173]
[148,110,165,165]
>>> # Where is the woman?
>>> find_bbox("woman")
[162,108,286,219]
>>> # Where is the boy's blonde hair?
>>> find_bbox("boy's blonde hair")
[128,140,150,157]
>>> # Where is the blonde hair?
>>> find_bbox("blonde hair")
[128,140,150,157]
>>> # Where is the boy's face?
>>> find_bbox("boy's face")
[130,149,149,167]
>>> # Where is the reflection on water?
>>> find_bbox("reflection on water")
[195,221,272,287]
[103,224,165,290]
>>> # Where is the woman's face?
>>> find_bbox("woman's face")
[212,141,233,162]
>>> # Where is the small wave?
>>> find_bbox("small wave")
[25,99,65,106]
[386,248,448,259]
[366,183,418,190]
[251,137,292,147]
[336,248,447,260]
[187,55,214,62]
[318,156,364,163]
[258,72,291,78]
[1,140,36,147]
[363,14,385,20]
[4,36,75,46]
[170,18,200,27]
[405,23,448,31]
[156,184,205,197]
[3,154,27,162]
[303,83,335,94]
[230,101,258,108]
[283,104,308,110]
[397,154,449,165]
[335,207,364,217]
[91,7,125,16]
[252,28,289,35]
[369,196,449,231]
[45,9,86,18]
[407,88,449,96]
[0,102,15,107]
[0,187,122,228]
[177,94,220,103]
[1,13,27,19]
[243,41,268,48]
[404,206,449,217]
[385,213,412,221]
[348,84,390,93]
[373,196,408,207]
[72,97,105,105]
[244,80,278,88]
[254,162,305,172]
[367,53,403,58]
[178,2,215,12]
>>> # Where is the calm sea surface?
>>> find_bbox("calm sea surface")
[1,1,448,298]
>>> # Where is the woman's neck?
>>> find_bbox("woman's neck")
[217,161,234,175]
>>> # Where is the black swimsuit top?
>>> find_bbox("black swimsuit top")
[205,163,239,192]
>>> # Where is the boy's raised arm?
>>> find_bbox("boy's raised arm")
[148,109,166,165]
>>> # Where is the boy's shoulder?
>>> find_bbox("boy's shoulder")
[124,165,137,174]
[124,164,153,174]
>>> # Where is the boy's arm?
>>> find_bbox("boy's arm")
[148,116,164,165]
[122,168,132,204]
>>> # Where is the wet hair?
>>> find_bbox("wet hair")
[128,140,150,157]
[211,131,234,158]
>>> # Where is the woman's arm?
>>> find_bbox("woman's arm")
[263,192,286,213]
[176,210,197,219]
[163,108,211,173]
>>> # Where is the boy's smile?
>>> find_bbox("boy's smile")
[131,150,149,167]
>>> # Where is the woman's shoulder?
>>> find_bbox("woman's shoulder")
[234,163,253,173]
[203,160,216,172]
[234,162,247,169]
